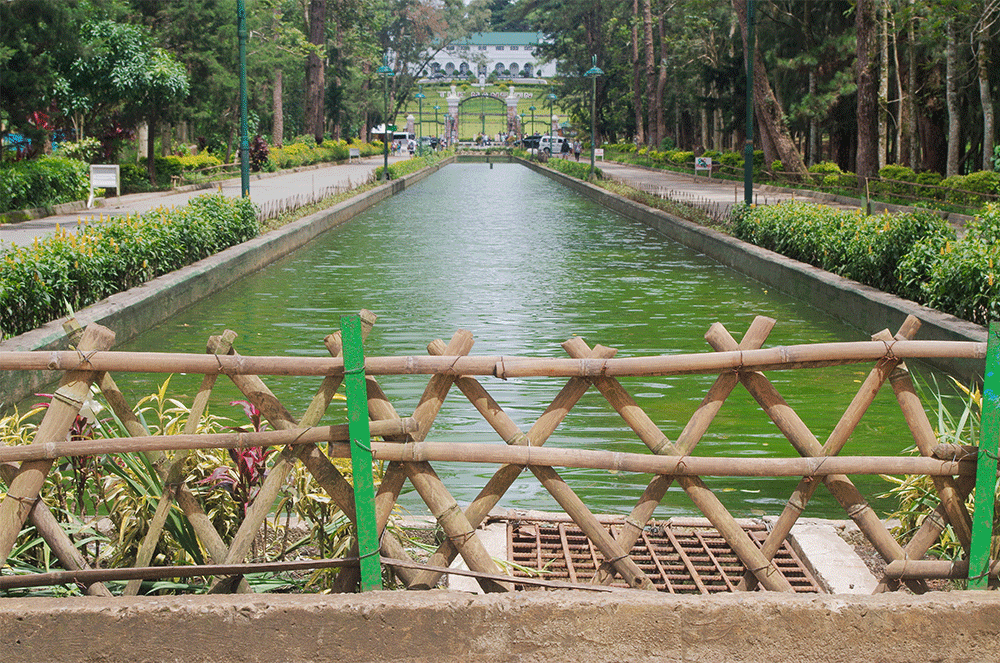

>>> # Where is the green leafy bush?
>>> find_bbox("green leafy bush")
[153,153,224,181]
[669,151,694,165]
[732,200,998,325]
[374,148,451,181]
[0,194,259,339]
[809,161,843,175]
[56,138,102,163]
[545,156,602,180]
[718,152,743,167]
[906,204,1000,325]
[940,171,1000,205]
[0,157,90,213]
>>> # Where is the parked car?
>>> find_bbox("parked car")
[538,134,566,155]
[521,134,542,150]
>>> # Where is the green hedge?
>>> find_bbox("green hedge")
[374,149,451,180]
[0,194,259,340]
[731,201,999,326]
[0,157,89,213]
[269,139,379,170]
[544,156,602,180]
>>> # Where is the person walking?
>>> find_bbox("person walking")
[574,141,581,161]
[560,138,570,159]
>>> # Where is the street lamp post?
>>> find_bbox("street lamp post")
[376,55,394,181]
[744,0,756,205]
[237,0,250,197]
[519,112,525,143]
[433,105,440,148]
[584,56,604,180]
[546,89,557,139]
[529,105,536,135]
[415,86,425,156]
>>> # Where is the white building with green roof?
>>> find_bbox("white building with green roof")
[424,32,555,80]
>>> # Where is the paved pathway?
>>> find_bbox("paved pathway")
[0,155,405,249]
[598,160,860,223]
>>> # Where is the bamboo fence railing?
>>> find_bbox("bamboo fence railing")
[0,311,996,597]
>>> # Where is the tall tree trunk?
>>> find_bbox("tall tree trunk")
[855,0,879,179]
[977,12,995,169]
[808,70,819,166]
[893,6,908,166]
[160,124,171,157]
[273,69,284,147]
[907,3,919,167]
[643,0,657,146]
[305,0,326,144]
[878,0,889,168]
[656,15,668,145]
[733,0,807,173]
[700,85,709,152]
[146,113,158,185]
[631,0,645,144]
[945,18,960,176]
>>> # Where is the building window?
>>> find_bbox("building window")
[510,45,519,51]
[495,45,504,51]
[478,45,487,51]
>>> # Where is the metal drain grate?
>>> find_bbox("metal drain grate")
[504,517,822,593]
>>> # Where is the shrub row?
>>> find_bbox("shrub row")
[268,138,379,171]
[0,194,259,340]
[0,157,90,213]
[373,148,452,181]
[731,201,999,326]
[543,155,603,180]
[3,137,385,211]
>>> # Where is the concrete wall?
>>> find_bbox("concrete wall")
[522,159,988,383]
[3,591,999,663]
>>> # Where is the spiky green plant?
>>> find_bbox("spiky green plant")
[881,376,998,563]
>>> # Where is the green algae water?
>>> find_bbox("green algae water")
[118,163,938,518]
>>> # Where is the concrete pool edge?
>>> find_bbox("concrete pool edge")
[521,158,988,383]
[3,590,998,662]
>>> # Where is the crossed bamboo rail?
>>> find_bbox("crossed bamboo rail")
[0,312,993,596]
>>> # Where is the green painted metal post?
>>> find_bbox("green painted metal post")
[969,321,1000,588]
[743,0,755,206]
[341,314,382,591]
[237,0,250,198]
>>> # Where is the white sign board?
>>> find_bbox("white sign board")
[349,147,360,162]
[594,148,604,161]
[88,164,120,208]
[695,157,713,176]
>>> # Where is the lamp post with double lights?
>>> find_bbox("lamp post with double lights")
[584,56,604,179]
[376,55,394,180]
[415,85,425,156]
[546,89,557,141]
[433,104,440,148]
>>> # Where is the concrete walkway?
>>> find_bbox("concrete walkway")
[0,154,406,249]
[598,160,861,222]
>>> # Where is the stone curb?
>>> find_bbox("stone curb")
[3,591,998,662]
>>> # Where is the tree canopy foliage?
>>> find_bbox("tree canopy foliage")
[2,0,997,177]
